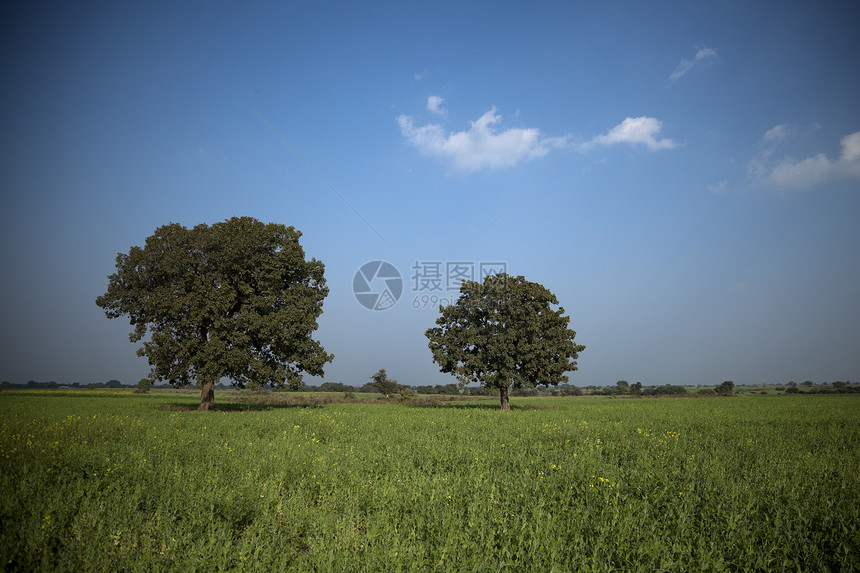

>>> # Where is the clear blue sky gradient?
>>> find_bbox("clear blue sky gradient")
[2,1,858,387]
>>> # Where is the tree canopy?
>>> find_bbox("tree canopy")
[96,217,333,410]
[425,273,585,411]
[369,368,399,398]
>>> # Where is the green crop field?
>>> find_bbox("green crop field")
[1,391,858,571]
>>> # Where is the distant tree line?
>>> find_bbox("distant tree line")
[783,380,858,394]
[279,381,484,396]
[0,379,132,390]
[2,378,855,397]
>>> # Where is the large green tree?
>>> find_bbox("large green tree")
[96,217,333,410]
[426,273,585,411]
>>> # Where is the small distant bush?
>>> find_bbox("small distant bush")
[343,391,355,400]
[697,388,716,396]
[398,389,416,403]
[715,381,735,395]
[642,385,687,396]
[134,378,152,394]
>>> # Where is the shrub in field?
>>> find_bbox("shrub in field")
[397,389,416,403]
[715,380,735,395]
[134,378,152,394]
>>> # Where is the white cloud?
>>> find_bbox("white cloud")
[397,108,566,171]
[764,124,791,143]
[668,46,718,85]
[768,154,832,189]
[582,117,677,151]
[841,131,860,163]
[426,96,446,115]
[756,130,860,190]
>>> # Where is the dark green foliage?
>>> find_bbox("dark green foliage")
[318,382,354,393]
[397,388,416,402]
[426,273,585,410]
[369,369,399,398]
[637,385,687,396]
[806,381,860,394]
[715,380,735,395]
[134,378,152,394]
[96,217,332,408]
[558,384,584,396]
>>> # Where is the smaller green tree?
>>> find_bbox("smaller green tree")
[370,369,399,398]
[135,378,152,394]
[426,273,585,411]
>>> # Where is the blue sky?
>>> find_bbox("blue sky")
[2,1,858,388]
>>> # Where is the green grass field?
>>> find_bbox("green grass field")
[1,391,858,571]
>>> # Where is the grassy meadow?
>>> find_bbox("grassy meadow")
[1,391,858,571]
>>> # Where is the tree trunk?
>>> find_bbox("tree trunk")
[198,380,215,411]
[499,386,510,411]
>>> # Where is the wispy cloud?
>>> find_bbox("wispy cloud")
[750,126,860,190]
[769,132,860,189]
[426,95,446,116]
[397,107,566,171]
[763,124,791,143]
[708,181,729,194]
[581,117,677,151]
[668,46,718,85]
